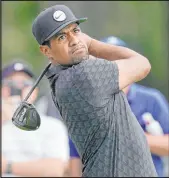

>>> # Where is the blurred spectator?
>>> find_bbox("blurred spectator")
[2,61,70,177]
[100,36,169,177]
[36,92,82,177]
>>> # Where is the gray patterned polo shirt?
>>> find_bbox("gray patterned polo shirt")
[45,58,157,177]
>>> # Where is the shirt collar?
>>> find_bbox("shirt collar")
[45,64,69,79]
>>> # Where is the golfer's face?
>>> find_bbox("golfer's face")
[48,23,88,65]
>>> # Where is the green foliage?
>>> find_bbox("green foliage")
[2,1,46,74]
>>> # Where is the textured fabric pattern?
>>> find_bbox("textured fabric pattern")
[46,58,157,177]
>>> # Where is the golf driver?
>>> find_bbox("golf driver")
[12,63,51,131]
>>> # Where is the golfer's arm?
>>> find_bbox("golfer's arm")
[89,39,141,60]
[11,158,67,177]
[89,39,151,90]
[146,134,169,156]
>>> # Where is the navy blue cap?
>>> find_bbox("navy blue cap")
[2,62,35,80]
[100,36,127,47]
[32,5,87,45]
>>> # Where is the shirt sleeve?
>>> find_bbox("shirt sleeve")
[70,58,119,106]
[151,91,169,134]
[41,118,70,162]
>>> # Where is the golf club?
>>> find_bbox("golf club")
[12,63,52,131]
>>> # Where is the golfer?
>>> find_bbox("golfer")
[32,4,157,177]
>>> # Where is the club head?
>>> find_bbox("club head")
[12,101,41,131]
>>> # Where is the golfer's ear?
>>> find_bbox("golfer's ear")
[39,45,52,58]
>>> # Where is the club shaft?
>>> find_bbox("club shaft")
[23,63,51,102]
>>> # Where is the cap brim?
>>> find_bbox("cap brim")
[44,17,87,43]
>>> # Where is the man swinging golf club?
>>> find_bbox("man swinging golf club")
[12,4,157,177]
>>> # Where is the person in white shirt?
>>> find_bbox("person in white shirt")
[1,61,70,177]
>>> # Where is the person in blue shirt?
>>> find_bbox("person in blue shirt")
[100,36,169,177]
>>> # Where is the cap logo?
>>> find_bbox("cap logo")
[14,63,24,71]
[53,10,66,22]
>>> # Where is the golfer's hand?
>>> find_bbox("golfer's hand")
[81,33,92,49]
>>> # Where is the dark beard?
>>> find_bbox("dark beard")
[59,54,89,68]
[71,54,89,65]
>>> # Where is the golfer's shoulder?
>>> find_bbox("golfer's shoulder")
[80,57,114,67]
[72,57,115,74]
